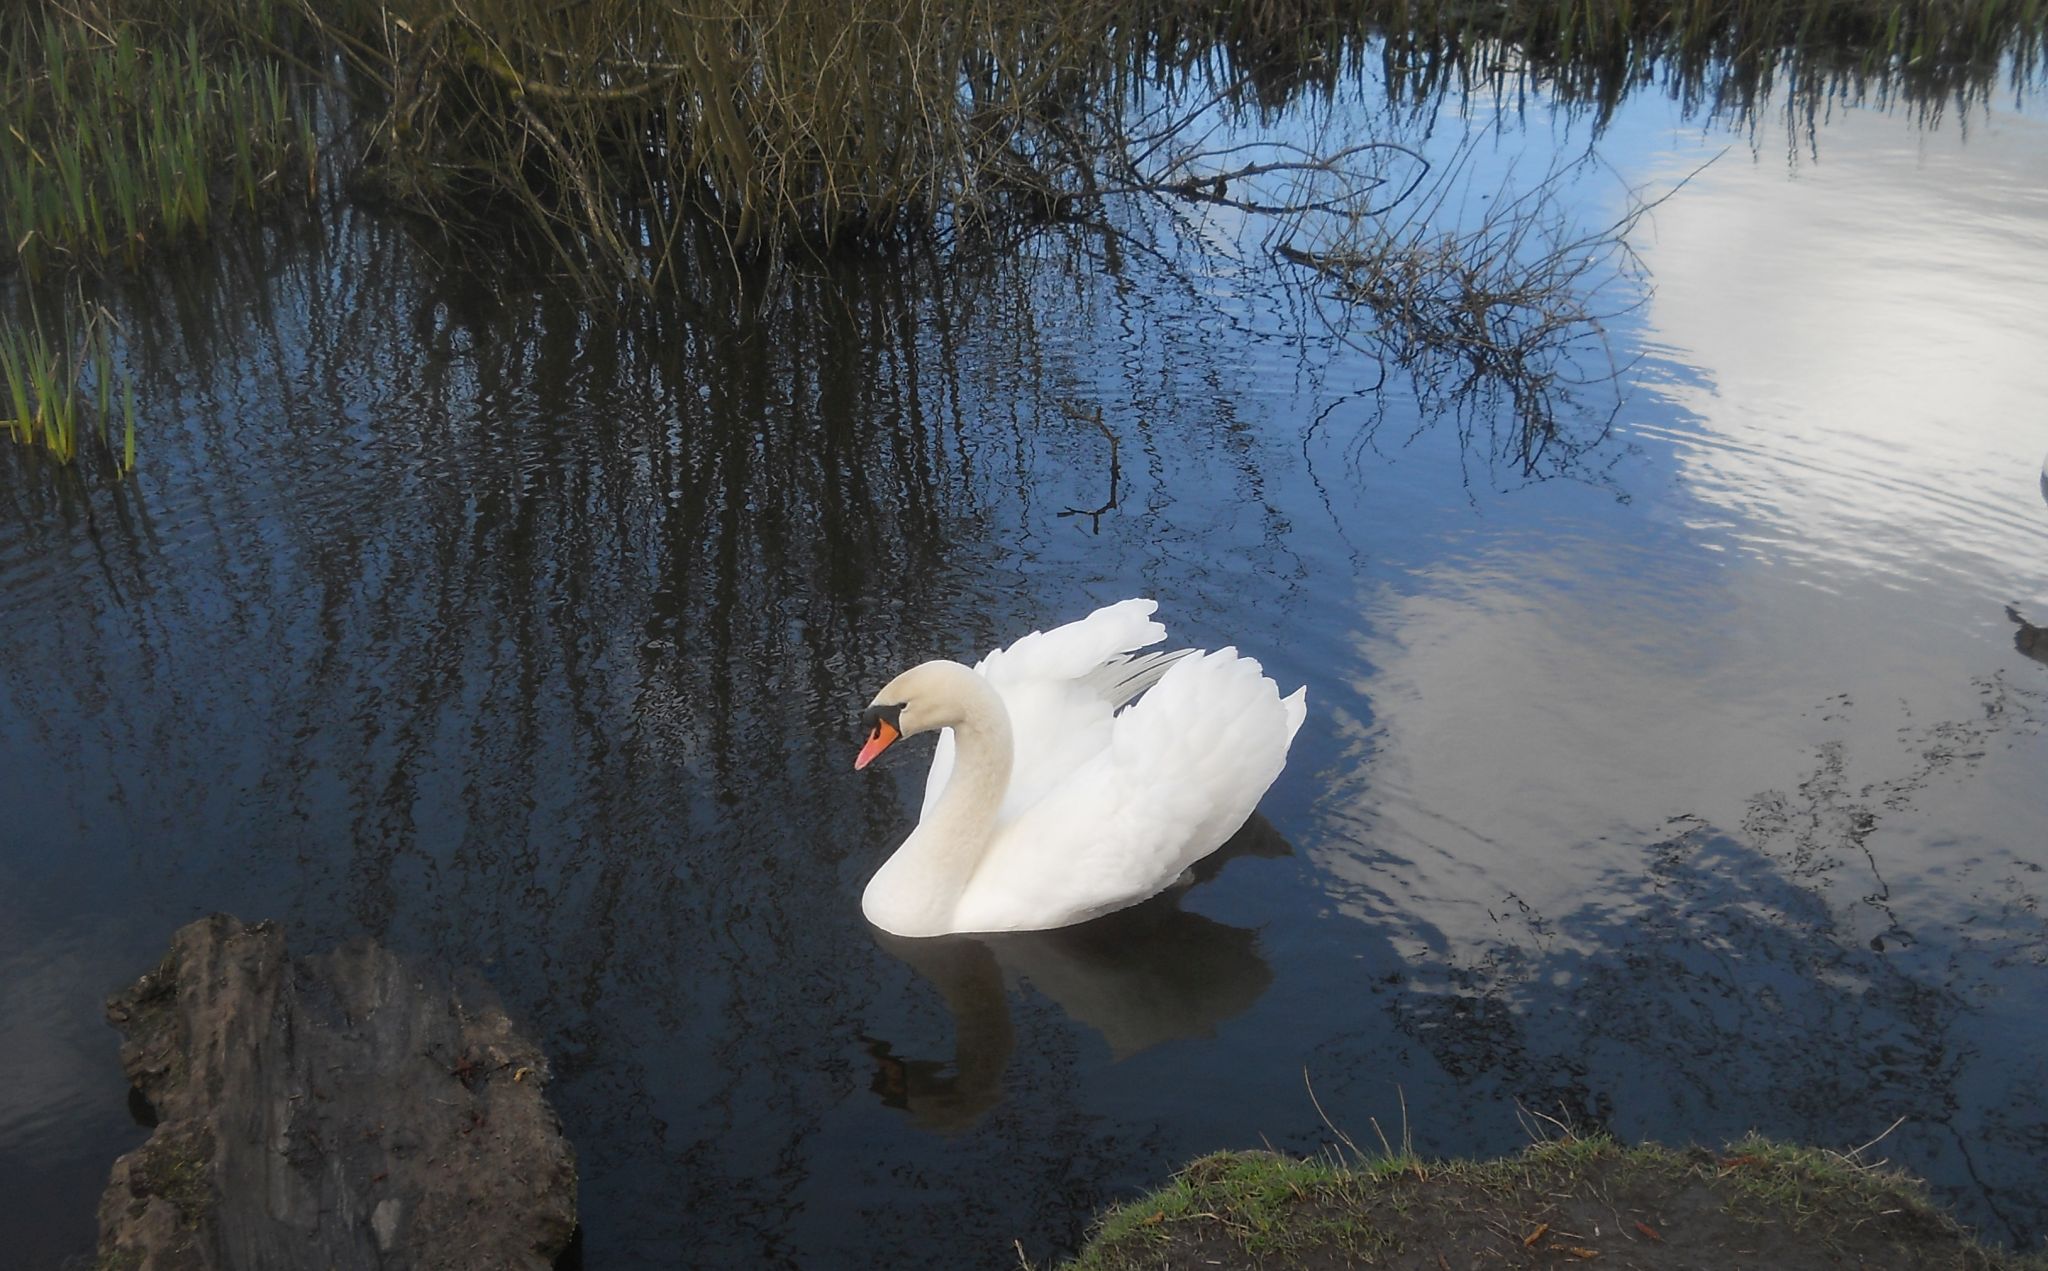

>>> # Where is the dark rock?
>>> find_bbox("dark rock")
[97,915,577,1271]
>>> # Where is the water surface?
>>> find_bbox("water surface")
[3,72,2046,1268]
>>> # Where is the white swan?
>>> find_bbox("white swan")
[853,599,1306,937]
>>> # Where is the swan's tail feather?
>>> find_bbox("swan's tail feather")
[1281,685,1308,743]
[1081,648,1196,710]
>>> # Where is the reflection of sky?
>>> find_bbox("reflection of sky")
[1298,89,2048,1241]
[1114,96,2048,1228]
[1316,91,2048,934]
[1635,106,2048,596]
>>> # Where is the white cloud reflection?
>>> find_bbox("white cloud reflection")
[1633,105,2048,594]
[1310,98,2048,952]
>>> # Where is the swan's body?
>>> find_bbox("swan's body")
[855,599,1306,937]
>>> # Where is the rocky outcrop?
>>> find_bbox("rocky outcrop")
[97,915,576,1271]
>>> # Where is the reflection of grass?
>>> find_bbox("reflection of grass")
[2,4,314,276]
[1,299,137,471]
[284,0,2045,288]
[4,0,2042,288]
[1370,0,2046,110]
[1060,1134,2048,1269]
[301,0,1148,285]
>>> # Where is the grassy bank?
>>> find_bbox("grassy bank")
[1063,1135,2047,1269]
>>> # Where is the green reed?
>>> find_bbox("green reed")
[2,4,314,276]
[0,300,138,471]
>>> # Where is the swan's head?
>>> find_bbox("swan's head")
[855,660,982,770]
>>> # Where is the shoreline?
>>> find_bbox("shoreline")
[1058,1134,2046,1269]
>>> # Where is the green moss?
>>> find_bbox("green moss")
[1082,1150,1392,1265]
[132,1126,215,1229]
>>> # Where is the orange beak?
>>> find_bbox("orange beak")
[855,719,900,770]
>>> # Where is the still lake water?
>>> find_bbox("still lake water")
[4,67,2047,1269]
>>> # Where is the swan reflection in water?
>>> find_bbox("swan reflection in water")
[862,815,1288,1132]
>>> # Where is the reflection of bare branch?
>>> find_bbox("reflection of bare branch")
[1056,403,1119,531]
[1094,141,1412,216]
[1001,85,1702,487]
[1280,142,1715,480]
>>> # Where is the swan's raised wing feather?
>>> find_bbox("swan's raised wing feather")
[920,598,1175,821]
[976,598,1166,686]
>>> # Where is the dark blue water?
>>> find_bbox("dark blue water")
[3,74,2046,1268]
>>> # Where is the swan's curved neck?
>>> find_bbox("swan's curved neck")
[922,699,1014,851]
[864,668,1013,937]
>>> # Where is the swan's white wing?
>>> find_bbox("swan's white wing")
[952,648,1306,932]
[920,599,1171,821]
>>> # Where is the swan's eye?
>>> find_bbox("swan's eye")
[859,701,905,736]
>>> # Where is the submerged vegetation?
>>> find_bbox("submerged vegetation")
[1062,1133,2048,1269]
